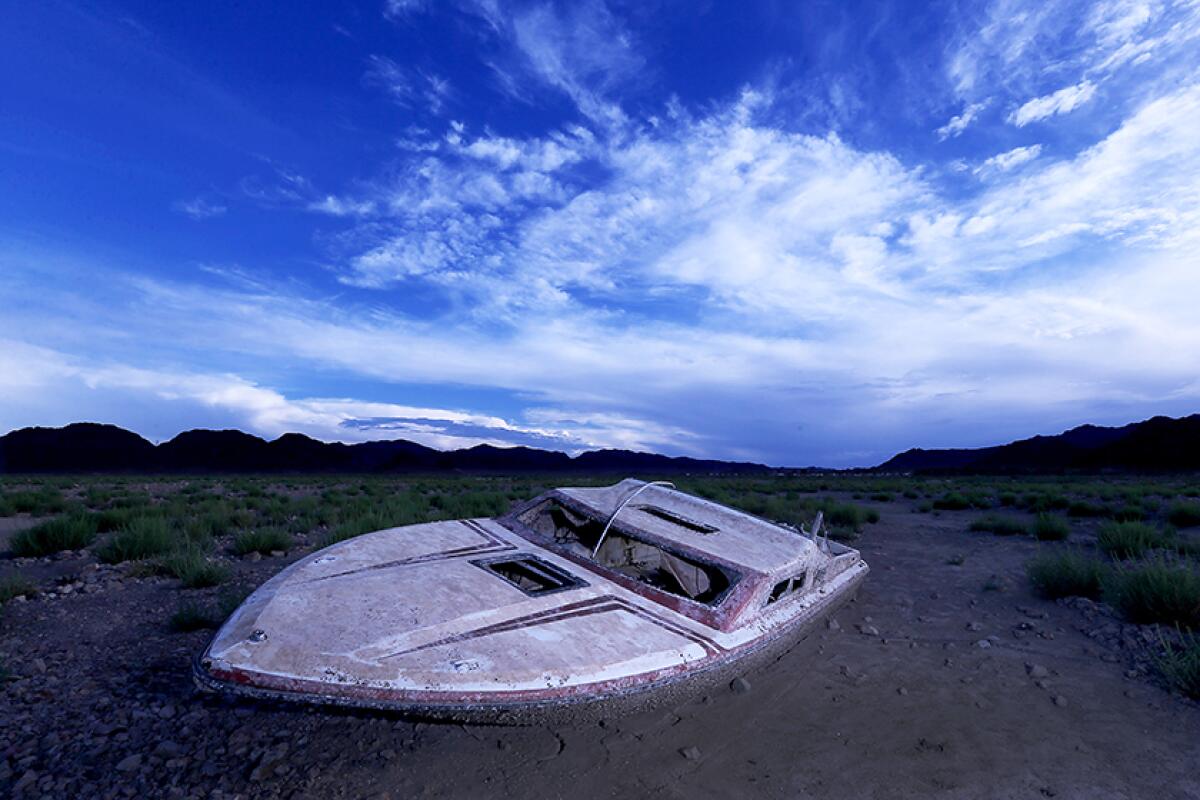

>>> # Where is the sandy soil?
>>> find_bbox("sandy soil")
[2,500,1198,799]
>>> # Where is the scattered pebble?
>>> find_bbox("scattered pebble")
[115,753,142,772]
[729,677,751,695]
[679,746,702,761]
[1053,695,1068,708]
[826,618,841,632]
[1026,663,1050,679]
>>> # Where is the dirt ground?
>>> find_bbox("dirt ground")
[3,499,1198,799]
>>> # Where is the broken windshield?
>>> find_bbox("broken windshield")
[515,499,734,606]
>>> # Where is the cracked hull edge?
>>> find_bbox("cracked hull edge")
[194,563,867,725]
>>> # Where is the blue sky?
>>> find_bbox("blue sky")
[2,0,1199,467]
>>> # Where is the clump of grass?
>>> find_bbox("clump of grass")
[998,492,1018,507]
[946,554,965,566]
[6,488,68,515]
[1032,514,1070,542]
[169,586,251,632]
[169,601,219,632]
[969,514,1028,536]
[870,493,893,502]
[1105,559,1200,629]
[1097,521,1169,559]
[10,512,99,556]
[0,574,36,604]
[902,489,920,500]
[158,547,229,589]
[1158,630,1200,699]
[1167,502,1200,529]
[916,501,933,513]
[1027,550,1107,600]
[1111,505,1146,522]
[231,527,294,556]
[933,493,971,511]
[97,516,176,563]
[1067,501,1107,518]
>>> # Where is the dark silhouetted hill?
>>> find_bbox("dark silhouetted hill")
[0,423,768,474]
[877,414,1200,473]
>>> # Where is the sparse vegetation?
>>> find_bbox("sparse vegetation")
[1027,550,1107,599]
[933,493,972,510]
[97,516,176,563]
[1167,502,1200,529]
[1105,559,1200,629]
[1032,514,1070,541]
[231,527,294,556]
[969,514,1027,536]
[169,600,219,632]
[1097,521,1170,559]
[10,512,99,556]
[158,546,229,588]
[1158,631,1200,699]
[0,574,35,604]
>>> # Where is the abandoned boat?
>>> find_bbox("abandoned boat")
[195,479,869,721]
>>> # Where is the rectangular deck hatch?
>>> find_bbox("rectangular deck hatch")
[473,554,586,597]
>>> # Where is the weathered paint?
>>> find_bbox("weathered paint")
[196,479,869,720]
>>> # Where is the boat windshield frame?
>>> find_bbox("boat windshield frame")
[497,490,760,631]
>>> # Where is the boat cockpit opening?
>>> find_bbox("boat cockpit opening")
[517,500,733,605]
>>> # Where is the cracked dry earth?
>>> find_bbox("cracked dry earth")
[3,502,1199,800]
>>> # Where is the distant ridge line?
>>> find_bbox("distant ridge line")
[874,414,1200,473]
[0,423,771,474]
[2,413,1198,474]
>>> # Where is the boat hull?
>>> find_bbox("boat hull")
[194,562,867,724]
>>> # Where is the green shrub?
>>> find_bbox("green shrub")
[1167,502,1200,529]
[158,547,229,589]
[902,489,920,500]
[1106,560,1200,629]
[917,501,933,513]
[1032,514,1070,541]
[1098,521,1168,559]
[0,574,35,604]
[1027,550,1106,600]
[1111,505,1146,522]
[97,517,176,563]
[933,493,971,511]
[1067,501,1107,518]
[1158,631,1200,699]
[231,527,294,556]
[169,601,218,632]
[969,514,1028,536]
[6,488,68,515]
[998,492,1018,507]
[94,507,137,533]
[10,512,99,556]
[870,493,893,502]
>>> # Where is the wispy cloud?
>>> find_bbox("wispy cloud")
[1010,80,1098,126]
[172,195,227,219]
[976,143,1043,174]
[364,55,453,113]
[937,101,989,139]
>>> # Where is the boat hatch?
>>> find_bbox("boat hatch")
[634,505,718,534]
[517,500,735,605]
[473,554,587,597]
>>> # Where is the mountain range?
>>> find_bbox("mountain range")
[876,414,1200,473]
[0,414,1197,474]
[0,423,768,474]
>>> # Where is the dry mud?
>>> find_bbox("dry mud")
[2,501,1198,799]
